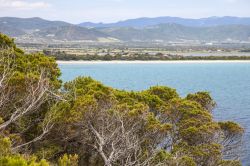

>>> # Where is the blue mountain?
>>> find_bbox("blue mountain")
[79,16,250,28]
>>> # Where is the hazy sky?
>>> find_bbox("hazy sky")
[0,0,250,23]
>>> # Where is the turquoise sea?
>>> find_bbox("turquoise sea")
[59,62,250,165]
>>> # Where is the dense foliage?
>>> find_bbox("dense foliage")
[0,33,244,166]
[43,50,250,61]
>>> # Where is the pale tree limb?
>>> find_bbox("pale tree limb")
[0,70,49,130]
[12,108,56,151]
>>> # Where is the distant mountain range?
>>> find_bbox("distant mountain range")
[79,16,250,28]
[100,23,250,42]
[0,17,111,42]
[1,16,250,43]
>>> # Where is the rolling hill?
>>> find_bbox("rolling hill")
[1,16,250,43]
[79,16,250,28]
[0,17,114,42]
[0,17,70,32]
[100,23,250,42]
[33,25,109,41]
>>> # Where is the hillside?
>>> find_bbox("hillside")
[33,25,109,41]
[0,17,70,32]
[100,23,250,42]
[0,24,26,37]
[1,17,250,43]
[79,16,250,28]
[0,17,113,42]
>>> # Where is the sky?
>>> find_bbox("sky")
[0,0,250,23]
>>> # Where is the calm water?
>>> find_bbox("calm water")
[59,62,250,165]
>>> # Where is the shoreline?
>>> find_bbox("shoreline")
[57,60,250,64]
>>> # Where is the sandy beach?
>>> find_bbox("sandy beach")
[57,60,250,64]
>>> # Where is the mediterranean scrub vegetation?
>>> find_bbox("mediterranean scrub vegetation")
[0,33,244,166]
[43,50,250,61]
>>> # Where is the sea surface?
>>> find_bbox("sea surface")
[59,62,250,165]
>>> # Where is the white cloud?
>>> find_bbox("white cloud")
[0,0,51,10]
